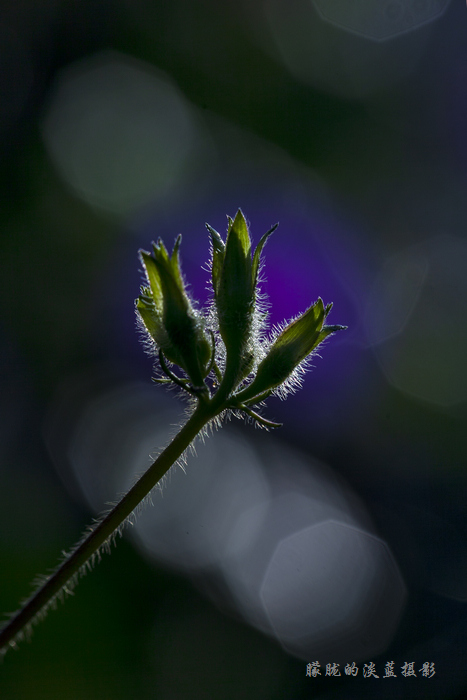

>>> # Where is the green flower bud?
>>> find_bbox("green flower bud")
[206,209,277,387]
[136,236,211,387]
[238,298,346,401]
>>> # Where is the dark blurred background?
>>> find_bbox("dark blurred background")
[1,1,467,698]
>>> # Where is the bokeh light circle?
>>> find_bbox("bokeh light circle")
[42,51,209,216]
[366,234,467,406]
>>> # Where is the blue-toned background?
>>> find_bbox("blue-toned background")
[1,2,466,698]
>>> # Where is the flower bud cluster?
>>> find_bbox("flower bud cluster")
[136,209,345,424]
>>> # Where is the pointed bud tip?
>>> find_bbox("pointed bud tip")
[268,222,279,235]
[206,222,225,243]
[172,234,182,259]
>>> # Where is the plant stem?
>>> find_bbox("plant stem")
[0,403,214,654]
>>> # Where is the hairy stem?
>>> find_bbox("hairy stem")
[0,403,214,654]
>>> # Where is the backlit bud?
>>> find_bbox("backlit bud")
[207,209,277,387]
[136,236,211,387]
[238,298,346,401]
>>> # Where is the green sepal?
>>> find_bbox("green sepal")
[207,210,277,391]
[251,223,278,292]
[217,210,253,341]
[237,298,346,401]
[140,252,163,315]
[137,295,165,348]
[137,237,211,387]
[206,223,225,296]
[206,210,254,390]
